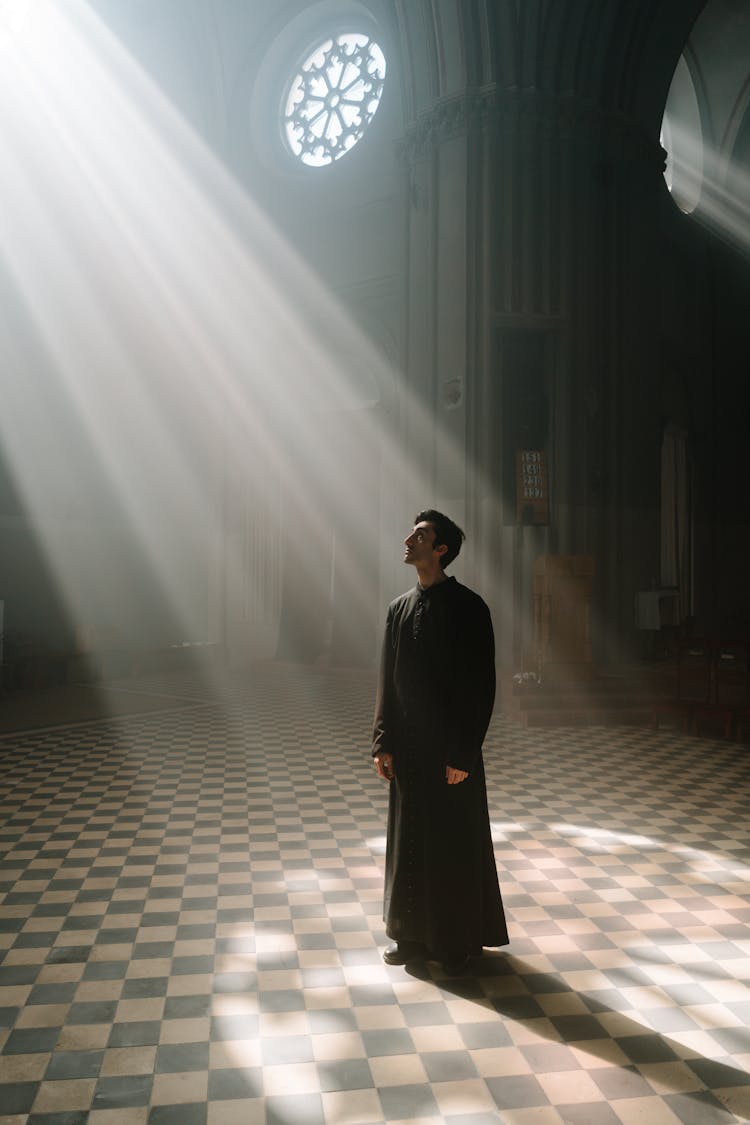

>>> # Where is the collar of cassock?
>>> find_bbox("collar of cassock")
[416,575,455,597]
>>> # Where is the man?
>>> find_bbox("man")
[372,510,509,975]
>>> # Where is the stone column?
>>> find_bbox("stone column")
[397,78,667,667]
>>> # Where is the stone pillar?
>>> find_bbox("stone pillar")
[398,79,667,668]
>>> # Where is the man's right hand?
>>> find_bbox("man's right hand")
[374,753,394,781]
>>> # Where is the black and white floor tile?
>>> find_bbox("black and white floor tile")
[1,664,749,1124]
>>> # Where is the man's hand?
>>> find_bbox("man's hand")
[446,766,468,785]
[374,753,394,781]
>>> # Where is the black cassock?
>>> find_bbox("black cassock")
[372,576,509,957]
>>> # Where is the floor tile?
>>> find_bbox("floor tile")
[0,666,749,1125]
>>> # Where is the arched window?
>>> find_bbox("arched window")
[661,55,703,214]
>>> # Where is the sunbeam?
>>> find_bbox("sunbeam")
[664,117,750,255]
[0,0,513,692]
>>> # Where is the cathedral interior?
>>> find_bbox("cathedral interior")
[1,1,749,1122]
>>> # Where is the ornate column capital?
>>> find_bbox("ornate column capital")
[395,85,665,174]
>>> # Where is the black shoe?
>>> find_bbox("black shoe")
[382,941,426,965]
[442,953,471,976]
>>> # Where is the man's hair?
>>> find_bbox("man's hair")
[415,509,465,569]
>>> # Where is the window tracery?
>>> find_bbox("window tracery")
[283,32,386,167]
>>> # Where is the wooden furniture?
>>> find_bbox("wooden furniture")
[693,640,749,737]
[533,555,594,683]
[652,638,712,734]
[737,709,750,741]
[652,638,750,738]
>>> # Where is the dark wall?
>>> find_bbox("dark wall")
[658,195,750,639]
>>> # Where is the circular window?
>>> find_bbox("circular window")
[282,32,386,167]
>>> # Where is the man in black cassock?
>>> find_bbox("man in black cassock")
[372,509,509,975]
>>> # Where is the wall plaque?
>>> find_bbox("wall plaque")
[516,450,549,525]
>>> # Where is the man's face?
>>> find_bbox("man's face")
[404,521,443,567]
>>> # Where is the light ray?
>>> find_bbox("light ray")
[664,117,750,254]
[0,0,516,686]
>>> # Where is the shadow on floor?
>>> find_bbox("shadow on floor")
[403,951,748,1123]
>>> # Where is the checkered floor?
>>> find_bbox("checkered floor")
[1,663,749,1124]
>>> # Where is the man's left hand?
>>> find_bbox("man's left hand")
[446,766,468,785]
[374,753,394,781]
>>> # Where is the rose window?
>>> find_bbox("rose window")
[283,32,386,167]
